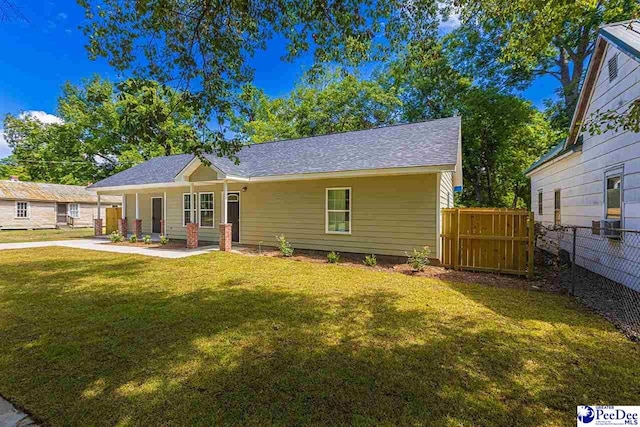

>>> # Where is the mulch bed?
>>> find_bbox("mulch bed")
[235,246,561,293]
[109,240,215,250]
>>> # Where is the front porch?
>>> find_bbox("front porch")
[94,173,243,252]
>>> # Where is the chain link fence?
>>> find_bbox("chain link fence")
[536,222,640,341]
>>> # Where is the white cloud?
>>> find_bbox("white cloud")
[19,110,63,125]
[56,12,68,21]
[0,131,11,159]
[438,3,461,34]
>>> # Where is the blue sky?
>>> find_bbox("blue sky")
[0,0,559,158]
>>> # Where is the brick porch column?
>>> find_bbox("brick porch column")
[160,219,166,235]
[219,223,232,251]
[187,222,199,249]
[134,219,143,238]
[118,219,127,236]
[94,219,103,236]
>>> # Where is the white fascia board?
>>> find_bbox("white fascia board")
[93,164,455,192]
[245,164,456,183]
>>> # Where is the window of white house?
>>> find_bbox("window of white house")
[326,188,351,234]
[605,172,622,220]
[183,193,195,226]
[554,189,561,226]
[68,203,80,218]
[199,192,214,228]
[538,190,543,215]
[15,201,29,218]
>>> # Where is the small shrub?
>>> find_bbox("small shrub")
[159,235,169,245]
[109,231,124,243]
[407,246,431,272]
[276,235,294,257]
[143,235,152,244]
[363,254,377,267]
[129,234,138,243]
[327,251,340,264]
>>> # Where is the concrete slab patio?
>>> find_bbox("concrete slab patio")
[0,238,219,258]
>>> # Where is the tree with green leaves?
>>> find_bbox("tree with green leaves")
[459,87,559,208]
[233,71,402,143]
[447,0,639,129]
[78,0,443,156]
[3,76,201,184]
[383,41,471,122]
[0,156,29,181]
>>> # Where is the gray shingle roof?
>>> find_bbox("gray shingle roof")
[90,117,461,188]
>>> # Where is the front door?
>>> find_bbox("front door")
[152,198,162,233]
[226,192,240,242]
[56,203,68,224]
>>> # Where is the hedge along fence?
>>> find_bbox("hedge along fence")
[441,208,534,277]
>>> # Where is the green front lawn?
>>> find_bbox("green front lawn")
[0,227,94,243]
[0,248,638,426]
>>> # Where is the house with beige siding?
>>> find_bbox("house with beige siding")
[89,117,463,260]
[526,20,640,290]
[0,179,121,230]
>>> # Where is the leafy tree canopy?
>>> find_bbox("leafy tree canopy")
[459,87,560,208]
[233,70,402,143]
[78,0,444,155]
[446,0,639,129]
[3,76,200,185]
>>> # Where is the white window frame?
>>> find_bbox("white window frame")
[15,201,30,219]
[325,187,352,235]
[68,203,80,219]
[198,192,215,228]
[537,190,543,216]
[604,166,624,224]
[182,193,196,227]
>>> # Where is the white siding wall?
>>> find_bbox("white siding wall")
[531,44,640,228]
[530,43,640,290]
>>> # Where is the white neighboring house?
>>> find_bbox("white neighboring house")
[526,20,640,290]
[0,177,121,230]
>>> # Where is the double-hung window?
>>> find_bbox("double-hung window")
[554,190,561,225]
[15,201,29,219]
[183,193,196,226]
[326,188,351,234]
[68,203,80,218]
[538,190,543,216]
[199,192,214,228]
[605,169,623,221]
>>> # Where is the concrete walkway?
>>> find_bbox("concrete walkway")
[0,238,219,258]
[0,396,37,427]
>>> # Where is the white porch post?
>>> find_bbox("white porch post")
[163,191,167,222]
[135,193,140,219]
[190,183,195,223]
[223,180,228,224]
[121,194,126,219]
[97,193,101,220]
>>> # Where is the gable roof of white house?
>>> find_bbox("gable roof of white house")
[89,116,462,189]
[0,180,121,204]
[526,20,640,175]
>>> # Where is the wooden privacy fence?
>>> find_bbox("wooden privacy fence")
[441,208,534,277]
[105,207,122,234]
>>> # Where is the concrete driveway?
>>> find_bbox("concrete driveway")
[0,238,219,259]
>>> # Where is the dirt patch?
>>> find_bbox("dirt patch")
[235,245,559,292]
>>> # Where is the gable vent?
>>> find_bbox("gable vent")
[608,54,618,82]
